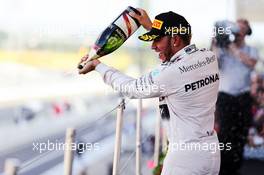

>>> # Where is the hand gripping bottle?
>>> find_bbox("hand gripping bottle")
[78,6,141,69]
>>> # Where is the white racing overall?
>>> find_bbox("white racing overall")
[95,44,220,175]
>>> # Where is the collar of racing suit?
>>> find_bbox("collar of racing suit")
[169,44,198,63]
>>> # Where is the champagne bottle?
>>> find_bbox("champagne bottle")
[78,6,141,69]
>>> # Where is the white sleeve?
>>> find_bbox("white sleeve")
[95,63,168,99]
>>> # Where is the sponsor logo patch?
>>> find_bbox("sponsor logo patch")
[139,34,159,41]
[151,69,160,77]
[179,55,216,74]
[152,19,163,30]
[184,73,219,92]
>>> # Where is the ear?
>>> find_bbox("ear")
[171,36,180,47]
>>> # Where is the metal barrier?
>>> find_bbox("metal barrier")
[2,98,166,175]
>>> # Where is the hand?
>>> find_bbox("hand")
[129,8,152,31]
[78,55,101,74]
[228,43,257,68]
[211,38,217,47]
[228,43,239,55]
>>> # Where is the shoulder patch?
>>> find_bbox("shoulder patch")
[151,69,160,77]
[200,48,208,52]
[184,45,198,54]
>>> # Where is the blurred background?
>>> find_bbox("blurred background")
[0,0,263,175]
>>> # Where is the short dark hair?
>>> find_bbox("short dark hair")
[178,34,192,45]
[237,18,252,35]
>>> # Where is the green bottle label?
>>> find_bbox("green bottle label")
[104,27,126,52]
[96,24,127,56]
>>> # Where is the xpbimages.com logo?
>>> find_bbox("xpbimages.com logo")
[168,142,232,154]
[32,140,100,153]
[111,83,166,98]
[164,24,233,38]
[164,24,191,36]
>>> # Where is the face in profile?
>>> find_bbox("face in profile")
[151,36,174,62]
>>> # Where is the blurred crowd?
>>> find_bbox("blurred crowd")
[249,72,264,147]
[211,18,263,174]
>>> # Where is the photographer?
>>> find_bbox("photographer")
[211,19,259,174]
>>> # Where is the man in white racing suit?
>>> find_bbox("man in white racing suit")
[79,9,220,175]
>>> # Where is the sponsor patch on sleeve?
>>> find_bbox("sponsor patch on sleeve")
[151,69,160,77]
